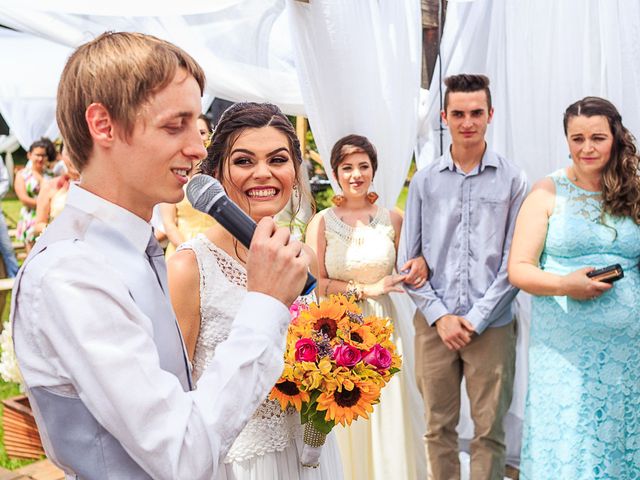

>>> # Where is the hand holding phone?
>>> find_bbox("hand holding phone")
[586,264,624,284]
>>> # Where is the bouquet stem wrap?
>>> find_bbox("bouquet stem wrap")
[301,422,326,468]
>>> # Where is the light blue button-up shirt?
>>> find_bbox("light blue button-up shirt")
[398,148,528,334]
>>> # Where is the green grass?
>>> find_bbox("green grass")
[0,288,37,470]
[2,198,21,230]
[0,197,38,469]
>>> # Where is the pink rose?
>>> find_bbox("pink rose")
[289,303,301,322]
[363,344,392,370]
[333,344,362,368]
[295,338,318,362]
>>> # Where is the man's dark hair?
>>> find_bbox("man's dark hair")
[443,74,492,112]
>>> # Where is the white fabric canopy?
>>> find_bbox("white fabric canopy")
[0,134,19,185]
[0,2,307,148]
[0,0,245,16]
[0,29,67,148]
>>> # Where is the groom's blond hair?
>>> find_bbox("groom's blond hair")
[57,31,205,171]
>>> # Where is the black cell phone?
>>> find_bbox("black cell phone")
[586,264,624,283]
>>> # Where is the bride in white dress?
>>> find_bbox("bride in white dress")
[168,103,342,479]
[305,135,427,480]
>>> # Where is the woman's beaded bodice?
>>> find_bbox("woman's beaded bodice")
[179,235,297,463]
[323,207,396,284]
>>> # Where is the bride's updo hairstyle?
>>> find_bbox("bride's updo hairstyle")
[200,102,311,220]
[563,96,640,224]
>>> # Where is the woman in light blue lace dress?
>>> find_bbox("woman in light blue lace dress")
[509,97,640,479]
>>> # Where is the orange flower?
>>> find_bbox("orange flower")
[270,380,310,411]
[343,323,378,350]
[294,299,348,340]
[316,378,381,426]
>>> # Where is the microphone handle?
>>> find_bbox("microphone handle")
[210,196,317,296]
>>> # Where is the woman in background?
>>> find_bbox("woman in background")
[509,96,640,479]
[305,134,427,480]
[32,144,80,237]
[15,137,55,251]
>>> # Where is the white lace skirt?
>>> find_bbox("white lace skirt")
[216,431,343,480]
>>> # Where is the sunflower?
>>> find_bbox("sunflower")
[270,379,310,411]
[343,323,378,350]
[300,299,349,340]
[317,378,381,426]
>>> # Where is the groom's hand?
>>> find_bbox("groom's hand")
[246,217,309,307]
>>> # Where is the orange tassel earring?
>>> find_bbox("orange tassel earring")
[331,194,346,207]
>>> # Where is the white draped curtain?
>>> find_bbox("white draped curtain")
[0,29,67,149]
[417,0,640,181]
[0,1,307,148]
[287,0,422,209]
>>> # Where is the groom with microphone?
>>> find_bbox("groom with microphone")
[11,32,310,479]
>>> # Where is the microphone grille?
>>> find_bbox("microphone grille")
[186,175,225,213]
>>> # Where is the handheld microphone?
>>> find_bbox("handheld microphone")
[186,174,317,296]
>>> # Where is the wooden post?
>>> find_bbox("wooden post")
[296,116,308,160]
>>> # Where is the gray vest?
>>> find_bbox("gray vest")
[11,205,192,479]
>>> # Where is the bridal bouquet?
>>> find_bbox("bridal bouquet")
[269,294,401,467]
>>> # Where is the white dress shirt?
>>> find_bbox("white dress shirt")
[13,184,290,479]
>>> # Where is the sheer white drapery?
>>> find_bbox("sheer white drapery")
[0,29,67,149]
[417,0,640,181]
[0,2,306,151]
[417,0,640,468]
[287,0,422,209]
[0,135,19,185]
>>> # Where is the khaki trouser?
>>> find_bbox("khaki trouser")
[414,311,516,480]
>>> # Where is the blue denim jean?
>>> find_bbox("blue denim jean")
[0,210,18,277]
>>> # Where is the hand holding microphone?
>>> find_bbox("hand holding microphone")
[187,175,317,303]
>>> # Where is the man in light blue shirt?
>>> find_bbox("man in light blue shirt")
[399,74,527,479]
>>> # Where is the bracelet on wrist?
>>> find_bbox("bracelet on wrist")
[324,279,333,297]
[346,280,364,301]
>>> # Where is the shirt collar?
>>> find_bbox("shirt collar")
[438,145,499,174]
[66,184,153,254]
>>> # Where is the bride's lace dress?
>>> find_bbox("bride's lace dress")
[179,235,343,480]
